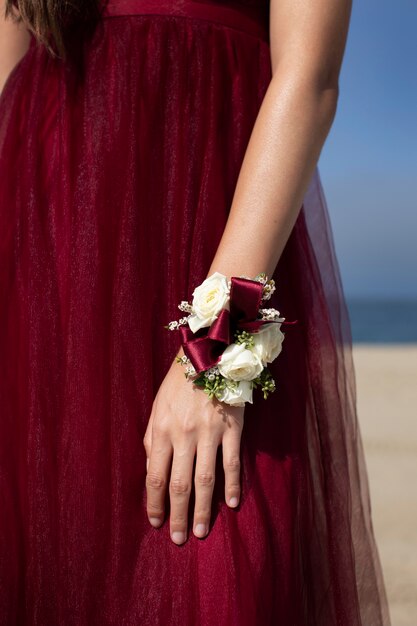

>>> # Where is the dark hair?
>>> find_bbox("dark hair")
[5,1,102,59]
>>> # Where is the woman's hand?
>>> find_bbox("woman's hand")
[143,347,245,545]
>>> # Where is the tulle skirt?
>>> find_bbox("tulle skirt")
[0,4,391,624]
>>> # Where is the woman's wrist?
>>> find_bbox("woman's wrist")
[166,271,295,407]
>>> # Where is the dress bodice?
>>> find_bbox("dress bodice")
[102,0,270,43]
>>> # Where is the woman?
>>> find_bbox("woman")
[0,0,391,624]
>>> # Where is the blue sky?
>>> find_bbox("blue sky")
[318,0,417,299]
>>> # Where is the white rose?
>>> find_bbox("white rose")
[252,322,285,365]
[216,380,253,406]
[187,272,230,333]
[218,342,263,381]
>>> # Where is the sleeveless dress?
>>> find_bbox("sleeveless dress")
[0,1,391,624]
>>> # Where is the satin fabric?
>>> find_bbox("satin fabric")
[0,0,391,624]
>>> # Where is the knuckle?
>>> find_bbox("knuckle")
[146,472,166,490]
[181,416,197,435]
[146,502,164,516]
[170,513,188,527]
[225,455,241,471]
[195,472,215,487]
[152,421,169,438]
[170,478,190,495]
[194,506,211,520]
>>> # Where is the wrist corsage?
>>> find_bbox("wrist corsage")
[165,271,295,407]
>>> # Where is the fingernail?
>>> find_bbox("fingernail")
[171,531,186,544]
[229,497,239,507]
[149,517,162,527]
[194,523,207,538]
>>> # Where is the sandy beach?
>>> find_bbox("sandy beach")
[353,344,417,626]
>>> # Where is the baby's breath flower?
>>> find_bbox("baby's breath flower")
[205,365,220,377]
[254,272,268,284]
[185,364,196,377]
[261,279,276,301]
[174,354,197,378]
[165,315,190,330]
[246,273,276,300]
[259,307,285,322]
[178,300,193,313]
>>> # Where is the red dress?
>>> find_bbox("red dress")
[0,1,391,624]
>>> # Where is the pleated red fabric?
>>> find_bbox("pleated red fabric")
[0,1,391,624]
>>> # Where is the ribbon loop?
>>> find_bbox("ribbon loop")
[229,276,263,322]
[179,276,296,374]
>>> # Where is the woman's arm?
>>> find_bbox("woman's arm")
[207,0,352,279]
[144,0,352,546]
[0,1,31,95]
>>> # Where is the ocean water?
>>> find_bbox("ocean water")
[346,298,417,344]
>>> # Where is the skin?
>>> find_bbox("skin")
[0,1,30,94]
[0,0,352,545]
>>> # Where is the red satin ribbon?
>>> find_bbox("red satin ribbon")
[179,276,297,373]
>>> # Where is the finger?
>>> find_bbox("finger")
[145,430,173,528]
[142,405,154,460]
[193,436,219,538]
[169,440,196,545]
[222,428,242,508]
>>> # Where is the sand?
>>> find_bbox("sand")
[352,344,417,626]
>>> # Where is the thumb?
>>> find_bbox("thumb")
[143,403,156,471]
